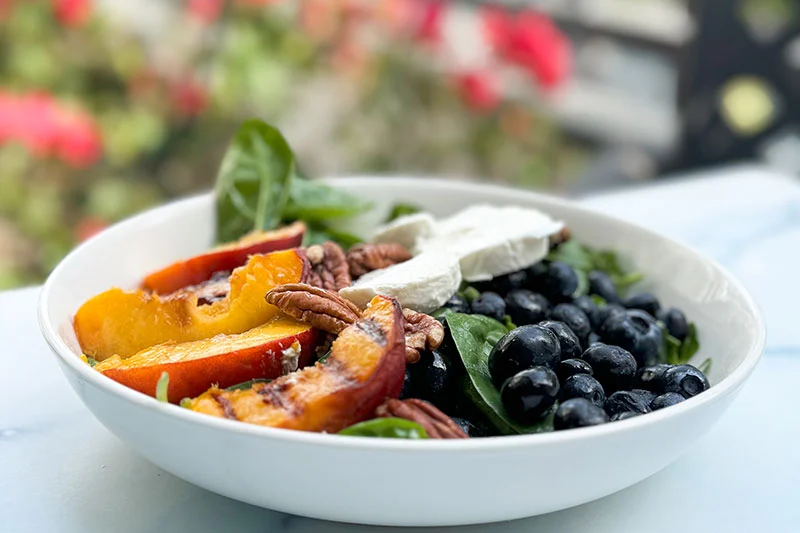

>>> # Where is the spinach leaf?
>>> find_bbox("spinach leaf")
[548,240,643,296]
[225,378,272,392]
[445,313,554,435]
[339,418,428,438]
[386,202,421,222]
[215,120,295,243]
[156,372,170,403]
[283,178,372,222]
[302,222,364,249]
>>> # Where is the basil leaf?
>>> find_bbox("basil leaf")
[283,178,372,222]
[445,313,554,435]
[225,378,271,392]
[156,372,170,403]
[339,418,428,438]
[386,202,421,222]
[215,120,295,243]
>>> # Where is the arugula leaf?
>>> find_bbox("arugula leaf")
[283,178,372,222]
[339,418,428,438]
[386,202,421,222]
[155,372,170,403]
[225,378,271,392]
[445,313,554,435]
[215,120,295,243]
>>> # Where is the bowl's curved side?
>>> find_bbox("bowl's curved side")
[38,177,766,526]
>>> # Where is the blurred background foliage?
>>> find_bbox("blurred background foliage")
[0,0,585,288]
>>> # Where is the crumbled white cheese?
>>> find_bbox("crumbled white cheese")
[281,340,301,375]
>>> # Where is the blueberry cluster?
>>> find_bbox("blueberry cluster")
[458,260,706,430]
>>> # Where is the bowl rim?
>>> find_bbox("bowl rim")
[38,175,767,451]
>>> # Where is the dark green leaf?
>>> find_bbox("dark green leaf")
[697,357,712,375]
[156,372,170,403]
[431,307,453,320]
[224,378,272,392]
[283,178,372,222]
[339,418,428,438]
[386,202,421,222]
[460,286,481,303]
[679,323,700,362]
[215,120,295,243]
[445,313,554,435]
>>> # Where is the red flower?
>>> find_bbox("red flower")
[455,71,500,113]
[482,8,571,89]
[413,0,444,44]
[171,79,209,116]
[54,0,92,28]
[187,0,223,25]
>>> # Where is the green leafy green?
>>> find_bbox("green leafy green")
[460,286,481,303]
[589,294,607,307]
[84,356,98,368]
[302,222,364,249]
[548,240,643,296]
[283,177,372,222]
[679,323,700,362]
[662,322,701,365]
[155,372,170,403]
[502,315,517,332]
[431,307,454,320]
[215,120,296,243]
[339,418,428,438]
[697,357,712,375]
[386,202,421,222]
[224,378,272,392]
[316,350,332,364]
[445,313,554,435]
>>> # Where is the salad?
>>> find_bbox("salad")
[74,120,708,439]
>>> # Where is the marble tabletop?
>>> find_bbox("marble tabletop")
[3,165,800,532]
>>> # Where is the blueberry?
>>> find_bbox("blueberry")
[595,303,627,331]
[623,292,661,318]
[588,270,620,304]
[634,364,671,393]
[599,310,663,367]
[659,308,689,342]
[630,388,657,406]
[451,416,491,437]
[588,332,602,345]
[581,343,637,393]
[480,270,529,295]
[488,325,561,387]
[572,295,600,329]
[561,374,606,408]
[554,398,609,430]
[541,261,579,302]
[651,392,685,410]
[539,320,582,359]
[400,367,417,400]
[436,321,464,373]
[471,292,506,322]
[500,367,560,424]
[526,261,548,284]
[505,290,550,325]
[557,358,593,381]
[604,391,652,417]
[550,303,591,347]
[419,350,454,406]
[662,364,709,399]
[609,411,641,422]
[442,293,470,314]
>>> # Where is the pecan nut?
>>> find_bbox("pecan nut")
[403,308,444,364]
[376,398,468,439]
[347,243,412,279]
[305,242,352,291]
[266,283,362,334]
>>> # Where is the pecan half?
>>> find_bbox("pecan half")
[376,398,468,439]
[305,242,352,291]
[403,308,444,364]
[266,283,362,334]
[347,243,412,279]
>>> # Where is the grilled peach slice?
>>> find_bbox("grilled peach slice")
[142,222,305,294]
[184,295,406,433]
[74,249,309,361]
[94,316,318,403]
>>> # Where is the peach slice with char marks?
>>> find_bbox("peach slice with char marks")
[94,316,318,403]
[142,222,305,294]
[185,295,406,433]
[74,249,309,361]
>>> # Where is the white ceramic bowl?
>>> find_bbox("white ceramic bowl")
[39,177,765,527]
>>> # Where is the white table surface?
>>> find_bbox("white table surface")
[3,165,800,532]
